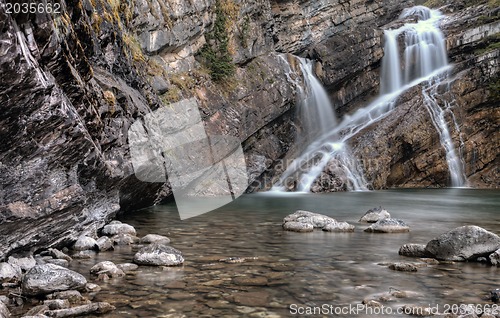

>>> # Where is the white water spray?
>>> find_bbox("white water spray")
[272,6,467,192]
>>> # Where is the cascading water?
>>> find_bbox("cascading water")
[272,5,467,192]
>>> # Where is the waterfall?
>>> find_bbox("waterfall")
[272,6,467,192]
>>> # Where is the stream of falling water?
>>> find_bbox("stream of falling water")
[272,5,468,192]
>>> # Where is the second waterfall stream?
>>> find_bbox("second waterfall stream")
[272,5,467,192]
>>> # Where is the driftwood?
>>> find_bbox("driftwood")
[46,302,115,317]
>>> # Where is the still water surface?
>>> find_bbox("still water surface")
[73,189,500,317]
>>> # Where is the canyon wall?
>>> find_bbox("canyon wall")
[0,0,498,259]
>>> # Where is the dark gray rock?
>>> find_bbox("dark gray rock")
[140,234,171,245]
[72,236,98,251]
[388,263,418,272]
[489,249,500,265]
[359,206,391,223]
[491,289,500,303]
[151,76,170,94]
[102,222,136,237]
[95,236,114,252]
[425,226,500,261]
[90,261,125,277]
[21,264,87,296]
[133,243,184,266]
[399,244,433,258]
[364,218,410,233]
[43,299,70,310]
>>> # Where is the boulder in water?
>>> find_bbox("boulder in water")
[283,210,337,229]
[364,218,410,233]
[359,207,390,223]
[90,261,125,277]
[282,221,314,232]
[101,222,136,236]
[425,225,500,261]
[399,244,432,258]
[133,243,184,266]
[96,236,114,251]
[139,234,171,245]
[22,264,87,296]
[72,236,98,251]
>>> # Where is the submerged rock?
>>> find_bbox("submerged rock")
[133,243,184,266]
[399,243,432,257]
[22,264,87,296]
[364,218,410,233]
[359,206,391,223]
[116,263,139,272]
[102,222,136,236]
[111,233,139,245]
[388,263,418,272]
[140,234,171,245]
[90,261,125,278]
[425,226,500,261]
[48,249,72,262]
[72,236,98,251]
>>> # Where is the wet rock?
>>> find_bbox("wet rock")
[48,249,72,262]
[25,305,50,316]
[45,259,69,268]
[43,299,70,310]
[95,237,114,252]
[490,289,500,303]
[111,233,139,245]
[399,244,433,257]
[0,301,9,317]
[133,243,184,266]
[116,263,139,272]
[388,263,418,272]
[0,262,21,284]
[46,290,89,305]
[71,251,93,259]
[139,234,171,245]
[102,222,136,236]
[322,221,355,232]
[282,221,313,232]
[233,276,268,286]
[364,218,410,233]
[85,283,101,293]
[46,302,115,317]
[22,264,87,296]
[425,226,500,261]
[90,261,125,278]
[8,255,36,272]
[283,210,337,229]
[359,207,391,223]
[72,236,98,251]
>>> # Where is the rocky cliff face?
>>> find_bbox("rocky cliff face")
[349,2,499,189]
[0,0,409,258]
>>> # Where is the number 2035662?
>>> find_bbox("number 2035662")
[3,1,61,14]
